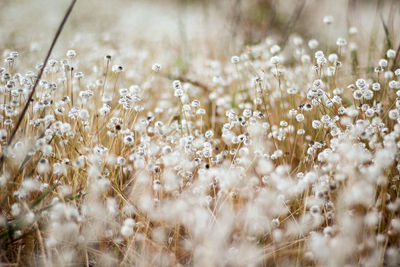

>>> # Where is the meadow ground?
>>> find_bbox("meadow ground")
[0,0,400,266]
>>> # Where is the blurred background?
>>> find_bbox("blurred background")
[0,0,398,68]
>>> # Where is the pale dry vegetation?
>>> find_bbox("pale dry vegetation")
[0,0,400,266]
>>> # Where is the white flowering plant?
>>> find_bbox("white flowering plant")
[0,0,400,266]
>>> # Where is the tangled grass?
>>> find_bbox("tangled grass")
[0,1,400,266]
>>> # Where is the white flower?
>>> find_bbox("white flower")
[336,37,347,46]
[308,39,319,49]
[270,44,281,54]
[296,114,305,122]
[112,64,124,73]
[66,49,76,58]
[312,120,322,129]
[79,109,90,120]
[379,59,388,68]
[152,63,162,72]
[387,49,396,59]
[323,15,334,25]
[270,56,281,65]
[231,56,240,64]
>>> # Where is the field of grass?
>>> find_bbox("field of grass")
[0,0,399,266]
